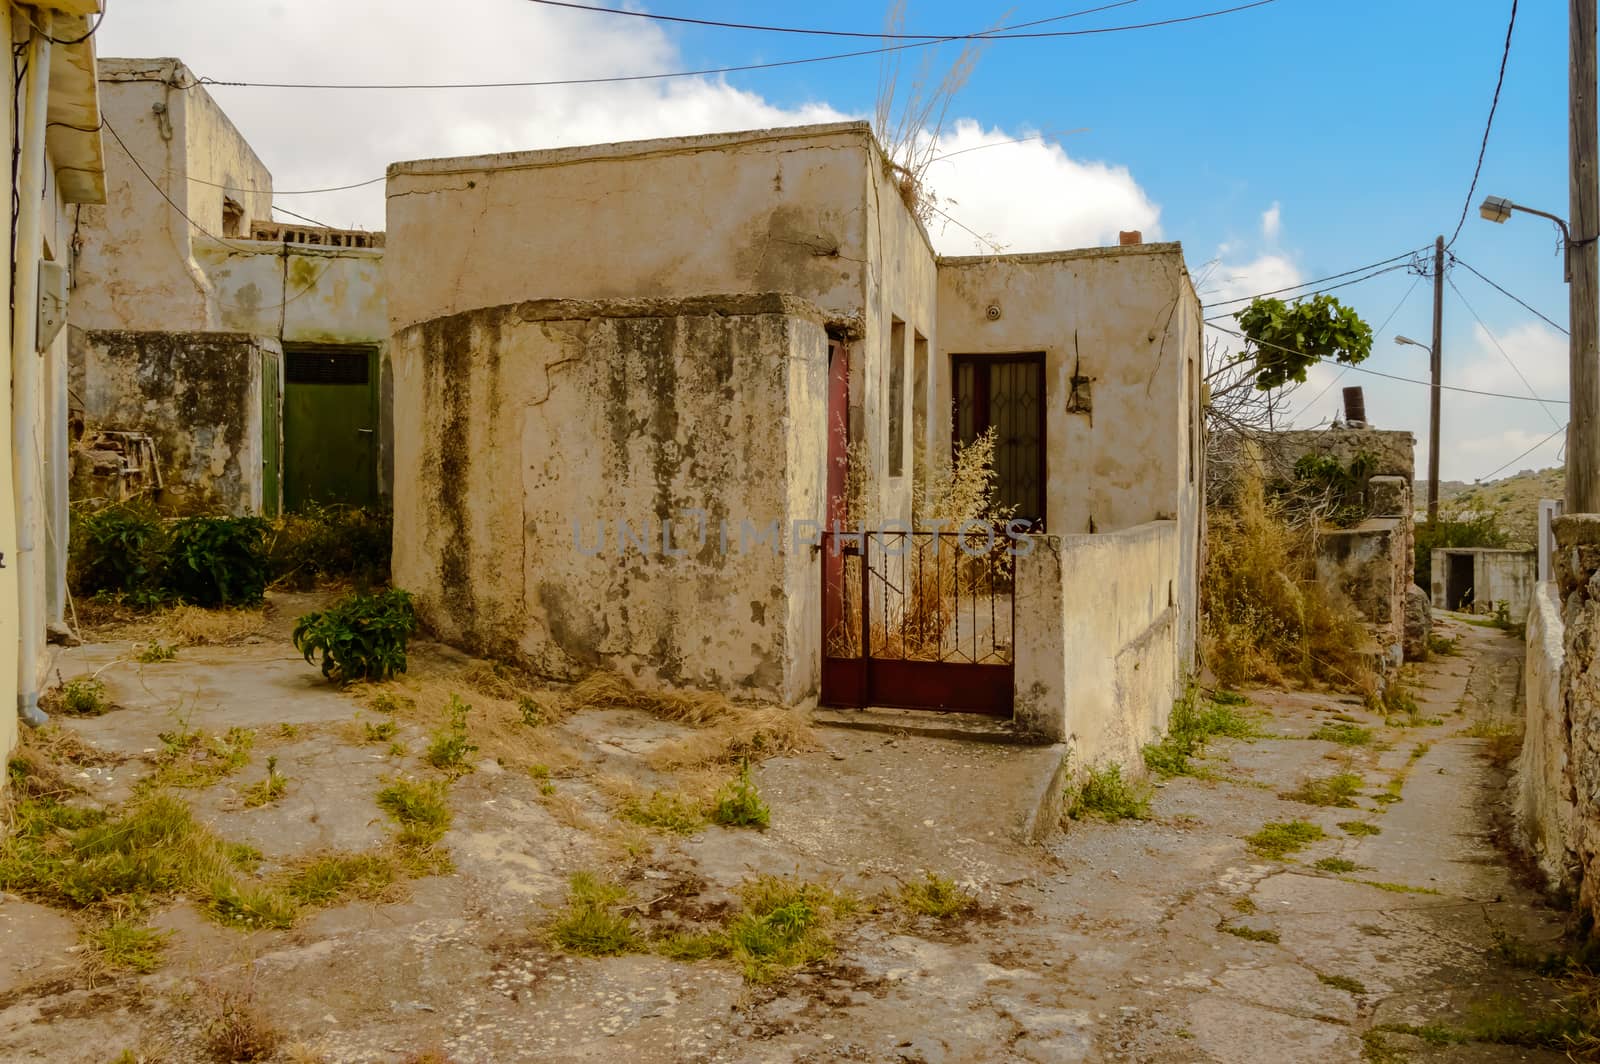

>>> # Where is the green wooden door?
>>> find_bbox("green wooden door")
[283,342,379,511]
[260,348,281,517]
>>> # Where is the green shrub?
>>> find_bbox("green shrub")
[268,503,392,589]
[69,500,167,598]
[52,676,111,716]
[292,589,417,684]
[1144,688,1258,777]
[424,695,477,774]
[166,516,271,606]
[710,763,770,829]
[1066,763,1151,822]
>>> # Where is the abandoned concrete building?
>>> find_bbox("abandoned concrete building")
[387,121,1203,765]
[1261,422,1423,668]
[70,58,388,516]
[1432,546,1537,620]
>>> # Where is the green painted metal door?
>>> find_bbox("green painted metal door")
[260,348,281,517]
[283,342,379,511]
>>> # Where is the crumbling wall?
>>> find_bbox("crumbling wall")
[1516,581,1576,893]
[71,329,270,514]
[1553,515,1600,928]
[391,294,828,703]
[1015,520,1181,761]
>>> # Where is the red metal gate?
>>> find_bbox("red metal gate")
[821,529,1015,716]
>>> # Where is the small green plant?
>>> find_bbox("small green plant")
[281,851,396,906]
[619,790,706,835]
[85,915,171,973]
[293,588,418,684]
[1282,771,1363,808]
[1143,688,1258,778]
[240,756,287,808]
[1219,923,1280,944]
[1318,972,1367,994]
[145,725,256,790]
[1314,857,1362,873]
[652,929,731,962]
[364,720,397,743]
[137,641,177,664]
[53,676,111,716]
[895,873,975,919]
[1310,722,1372,746]
[548,872,641,956]
[710,762,770,829]
[376,777,452,855]
[166,515,271,606]
[1339,820,1381,837]
[425,695,478,774]
[1246,820,1325,859]
[1351,879,1441,895]
[1427,633,1458,656]
[726,875,856,983]
[1067,763,1151,822]
[1231,896,1257,914]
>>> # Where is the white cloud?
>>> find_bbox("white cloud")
[918,120,1161,255]
[1261,202,1281,242]
[95,2,1163,255]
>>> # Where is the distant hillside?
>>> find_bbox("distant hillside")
[1434,465,1563,547]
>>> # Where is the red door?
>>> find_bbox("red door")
[821,342,865,704]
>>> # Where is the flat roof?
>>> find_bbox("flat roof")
[388,120,874,179]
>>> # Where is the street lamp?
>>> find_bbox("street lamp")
[1394,335,1441,521]
[1394,335,1431,352]
[1478,195,1574,280]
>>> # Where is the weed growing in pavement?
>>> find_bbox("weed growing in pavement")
[1144,688,1259,778]
[240,755,287,808]
[1246,820,1325,859]
[1066,763,1151,822]
[710,762,770,829]
[894,872,975,919]
[1282,771,1363,808]
[424,695,477,775]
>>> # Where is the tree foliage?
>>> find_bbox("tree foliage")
[1235,294,1374,391]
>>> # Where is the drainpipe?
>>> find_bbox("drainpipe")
[13,12,52,727]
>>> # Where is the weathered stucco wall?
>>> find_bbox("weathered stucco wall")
[196,242,386,344]
[1015,521,1181,764]
[385,123,877,334]
[936,245,1202,679]
[73,330,270,514]
[1315,517,1407,665]
[76,60,270,333]
[1516,580,1576,893]
[392,295,827,702]
[1430,548,1538,620]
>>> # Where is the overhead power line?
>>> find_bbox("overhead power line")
[1451,255,1569,336]
[1207,322,1569,404]
[1200,246,1430,310]
[1446,0,1518,247]
[522,0,1144,39]
[1298,274,1424,414]
[1202,262,1417,322]
[190,0,1282,90]
[1474,422,1566,483]
[1446,275,1564,428]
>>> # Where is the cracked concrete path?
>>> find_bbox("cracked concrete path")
[0,608,1576,1063]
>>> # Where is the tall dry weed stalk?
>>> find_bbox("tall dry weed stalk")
[1203,471,1374,690]
[873,0,991,225]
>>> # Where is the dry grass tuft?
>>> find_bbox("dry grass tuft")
[198,971,281,1062]
[164,604,267,646]
[567,672,734,726]
[648,706,814,770]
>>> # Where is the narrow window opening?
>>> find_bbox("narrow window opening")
[888,318,907,477]
[222,197,244,238]
[911,331,928,486]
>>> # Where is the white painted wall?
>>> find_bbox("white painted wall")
[1516,581,1576,892]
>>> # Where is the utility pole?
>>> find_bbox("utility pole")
[1428,235,1444,525]
[1571,0,1600,512]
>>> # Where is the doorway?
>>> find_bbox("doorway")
[1446,552,1476,611]
[282,342,379,511]
[951,354,1046,526]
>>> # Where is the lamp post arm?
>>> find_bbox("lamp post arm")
[1510,202,1575,245]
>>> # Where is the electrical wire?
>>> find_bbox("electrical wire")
[190,0,1282,90]
[1451,255,1568,336]
[1206,323,1568,404]
[1298,273,1424,415]
[178,172,386,197]
[522,0,1144,39]
[272,203,337,229]
[1201,262,1415,321]
[26,0,107,47]
[101,116,254,252]
[1446,0,1518,247]
[1446,275,1564,428]
[1474,422,1565,483]
[1200,246,1430,310]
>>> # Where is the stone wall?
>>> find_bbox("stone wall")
[1314,515,1407,668]
[1515,581,1576,893]
[70,329,273,515]
[1014,520,1181,763]
[1552,515,1600,927]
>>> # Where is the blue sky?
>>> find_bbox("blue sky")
[103,0,1572,484]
